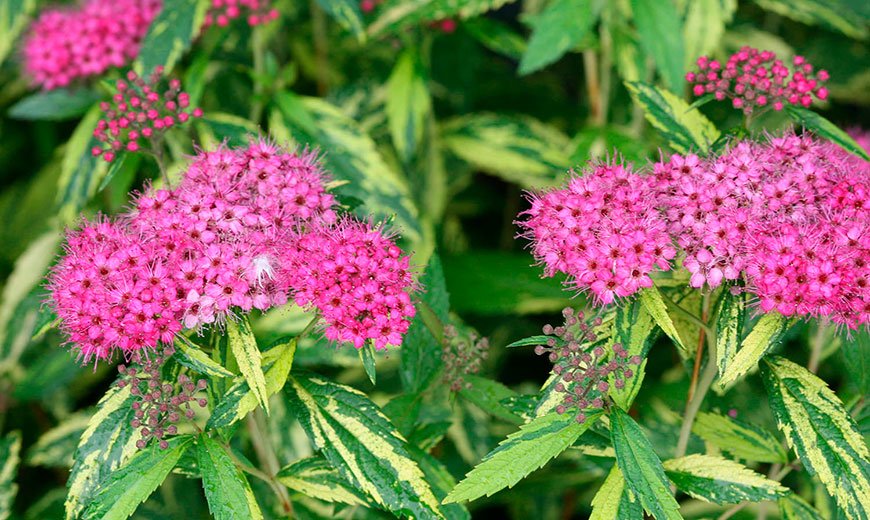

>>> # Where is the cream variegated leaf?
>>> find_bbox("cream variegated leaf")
[663,454,788,504]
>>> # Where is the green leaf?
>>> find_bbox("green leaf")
[27,411,91,468]
[683,0,736,70]
[754,0,868,40]
[81,436,193,520]
[663,454,788,504]
[441,113,572,188]
[284,372,445,518]
[0,431,21,520]
[226,316,269,414]
[274,93,423,250]
[196,435,263,520]
[443,252,571,316]
[97,152,141,194]
[761,356,870,518]
[359,341,377,385]
[277,456,372,507]
[518,0,603,75]
[610,408,682,520]
[400,254,449,392]
[608,300,657,410]
[715,289,746,378]
[463,17,526,59]
[174,335,234,378]
[386,50,431,163]
[206,336,296,429]
[630,0,685,91]
[367,0,516,37]
[717,312,788,391]
[506,335,563,348]
[785,106,870,160]
[0,0,35,66]
[197,113,259,148]
[778,494,825,520]
[841,329,870,396]
[459,375,524,425]
[136,0,209,75]
[589,464,643,520]
[56,106,110,223]
[625,81,720,154]
[692,411,788,464]
[444,412,601,503]
[639,286,686,355]
[315,0,366,42]
[65,382,140,520]
[8,89,103,121]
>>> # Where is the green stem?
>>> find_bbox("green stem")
[250,26,267,124]
[807,317,828,374]
[662,292,714,337]
[310,0,329,96]
[247,410,294,516]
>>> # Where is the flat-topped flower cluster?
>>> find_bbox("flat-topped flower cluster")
[519,133,869,329]
[22,0,278,90]
[49,140,417,361]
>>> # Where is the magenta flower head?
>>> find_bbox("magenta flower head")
[47,218,185,362]
[518,163,675,305]
[204,0,279,27]
[129,139,337,329]
[686,46,829,115]
[92,69,203,162]
[22,0,161,90]
[281,217,418,350]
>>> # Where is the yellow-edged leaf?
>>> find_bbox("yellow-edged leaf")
[226,316,269,414]
[663,454,788,504]
[625,81,720,154]
[639,286,686,355]
[693,411,788,464]
[589,465,642,520]
[0,431,22,520]
[717,312,788,390]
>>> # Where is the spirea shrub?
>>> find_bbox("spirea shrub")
[4,2,870,519]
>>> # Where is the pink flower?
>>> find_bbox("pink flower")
[280,218,418,349]
[518,162,674,305]
[22,0,161,90]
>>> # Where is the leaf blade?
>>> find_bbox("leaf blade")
[196,435,264,520]
[663,454,788,504]
[226,316,269,414]
[625,81,720,154]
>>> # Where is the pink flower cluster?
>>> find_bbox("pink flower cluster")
[50,139,418,361]
[686,47,829,115]
[92,69,202,162]
[204,0,278,27]
[518,164,676,304]
[282,218,417,349]
[654,133,868,328]
[22,0,161,90]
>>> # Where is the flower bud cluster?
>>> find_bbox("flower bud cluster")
[116,344,207,449]
[204,0,279,27]
[518,163,676,305]
[441,325,490,392]
[21,0,161,90]
[686,47,829,115]
[535,308,641,423]
[92,69,202,162]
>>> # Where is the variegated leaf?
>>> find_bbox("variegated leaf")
[386,49,431,163]
[786,107,870,160]
[589,464,643,520]
[56,107,109,223]
[0,0,35,66]
[136,0,209,75]
[65,383,140,520]
[778,494,825,519]
[663,454,788,504]
[717,312,788,390]
[284,372,445,518]
[625,81,720,154]
[0,431,21,520]
[206,336,296,429]
[440,113,572,188]
[277,456,372,507]
[608,299,657,410]
[315,0,366,42]
[445,412,601,503]
[638,286,686,355]
[754,0,868,40]
[196,435,263,520]
[610,408,682,520]
[692,411,788,464]
[27,411,91,468]
[762,356,870,519]
[226,316,269,414]
[81,436,193,520]
[715,289,746,378]
[367,0,515,36]
[173,335,234,379]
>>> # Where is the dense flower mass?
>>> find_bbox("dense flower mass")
[442,325,490,391]
[204,0,279,27]
[686,46,828,115]
[654,133,869,328]
[49,139,417,361]
[92,69,202,162]
[518,163,675,304]
[22,0,161,90]
[281,218,417,350]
